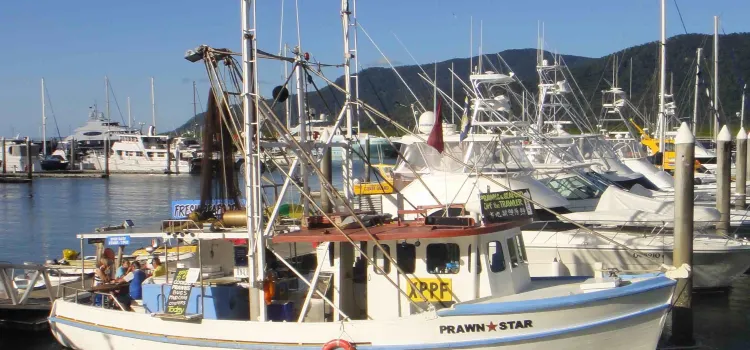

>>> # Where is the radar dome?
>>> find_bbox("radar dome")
[418,111,436,134]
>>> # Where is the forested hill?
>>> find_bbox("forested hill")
[172,33,750,135]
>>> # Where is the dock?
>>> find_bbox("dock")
[0,170,194,181]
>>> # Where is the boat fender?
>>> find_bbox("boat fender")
[321,339,355,350]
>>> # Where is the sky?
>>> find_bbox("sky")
[1,0,748,138]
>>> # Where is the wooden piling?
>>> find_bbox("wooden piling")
[2,137,6,174]
[25,137,32,180]
[104,137,110,177]
[671,122,694,346]
[166,138,172,174]
[736,128,747,209]
[716,125,732,235]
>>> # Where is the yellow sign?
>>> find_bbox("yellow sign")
[407,278,452,302]
[353,182,394,195]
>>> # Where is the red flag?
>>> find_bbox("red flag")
[426,100,444,153]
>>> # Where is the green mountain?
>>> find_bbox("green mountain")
[172,33,750,136]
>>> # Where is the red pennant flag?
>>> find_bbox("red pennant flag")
[426,100,444,153]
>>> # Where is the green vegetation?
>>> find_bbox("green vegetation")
[171,33,750,136]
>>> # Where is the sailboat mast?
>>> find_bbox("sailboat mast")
[150,77,156,132]
[127,97,132,129]
[192,81,198,136]
[41,78,46,157]
[105,76,110,123]
[658,0,667,158]
[713,16,720,141]
[241,0,266,322]
[469,16,473,74]
[693,48,702,136]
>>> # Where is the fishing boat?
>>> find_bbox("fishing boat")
[47,2,683,349]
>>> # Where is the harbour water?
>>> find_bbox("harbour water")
[1,168,749,348]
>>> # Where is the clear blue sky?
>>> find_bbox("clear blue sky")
[1,0,747,138]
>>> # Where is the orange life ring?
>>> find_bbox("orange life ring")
[321,339,355,350]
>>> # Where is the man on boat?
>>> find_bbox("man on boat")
[151,257,165,277]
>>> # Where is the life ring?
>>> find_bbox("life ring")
[321,339,355,350]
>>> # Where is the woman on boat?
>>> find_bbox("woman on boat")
[93,257,111,306]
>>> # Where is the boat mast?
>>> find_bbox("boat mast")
[742,85,746,128]
[341,0,354,200]
[105,76,110,123]
[241,0,266,322]
[692,48,702,136]
[713,16,720,141]
[469,16,473,74]
[41,78,46,157]
[127,97,132,128]
[151,77,156,132]
[658,0,666,161]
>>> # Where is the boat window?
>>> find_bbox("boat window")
[426,243,460,274]
[373,244,391,274]
[545,176,602,200]
[507,238,520,268]
[396,243,416,274]
[136,152,143,157]
[487,241,506,273]
[516,235,528,262]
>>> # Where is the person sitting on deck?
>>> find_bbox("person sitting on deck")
[115,260,131,279]
[127,261,147,300]
[93,257,112,306]
[151,257,165,277]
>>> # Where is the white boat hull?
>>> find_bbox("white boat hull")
[49,276,674,350]
[85,154,190,173]
[523,231,750,288]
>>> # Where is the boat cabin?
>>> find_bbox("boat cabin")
[272,219,531,321]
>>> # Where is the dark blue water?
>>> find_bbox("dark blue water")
[0,165,748,349]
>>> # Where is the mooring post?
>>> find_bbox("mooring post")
[26,137,32,180]
[364,137,371,183]
[736,127,747,209]
[320,130,333,213]
[70,138,76,170]
[174,143,180,175]
[2,137,6,174]
[104,137,110,177]
[716,125,732,235]
[166,137,172,174]
[671,122,695,346]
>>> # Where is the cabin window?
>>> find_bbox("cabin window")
[136,152,143,157]
[396,243,416,274]
[426,243,460,274]
[487,241,506,273]
[373,244,391,274]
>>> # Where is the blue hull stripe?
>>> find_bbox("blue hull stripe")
[49,302,669,349]
[438,275,675,317]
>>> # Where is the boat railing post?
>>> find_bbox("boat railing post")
[736,128,747,209]
[80,236,85,289]
[671,126,695,346]
[716,125,732,235]
[26,137,32,180]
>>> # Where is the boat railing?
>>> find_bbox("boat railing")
[0,262,56,305]
[161,219,204,234]
[60,285,127,311]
